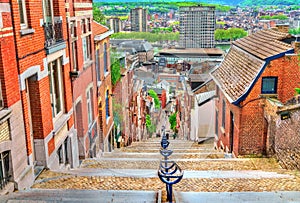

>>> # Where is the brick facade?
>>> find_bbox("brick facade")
[216,54,300,156]
[94,23,114,153]
[0,1,34,191]
[10,0,78,171]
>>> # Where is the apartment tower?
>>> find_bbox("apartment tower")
[130,8,148,32]
[179,5,216,48]
[107,17,122,33]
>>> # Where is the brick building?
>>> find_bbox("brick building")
[11,0,79,172]
[0,0,34,191]
[113,66,135,146]
[67,1,97,159]
[93,22,114,152]
[211,29,300,156]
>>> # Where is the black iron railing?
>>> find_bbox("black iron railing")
[43,20,64,48]
[158,125,183,203]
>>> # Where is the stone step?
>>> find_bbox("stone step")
[2,189,159,203]
[174,191,300,203]
[103,152,224,159]
[119,148,216,153]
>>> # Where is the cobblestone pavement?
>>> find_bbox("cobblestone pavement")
[32,137,300,194]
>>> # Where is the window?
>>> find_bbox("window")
[104,43,108,73]
[87,87,93,126]
[0,151,11,190]
[18,0,28,28]
[49,58,64,119]
[70,21,76,38]
[105,90,110,119]
[262,77,278,94]
[81,19,86,34]
[71,41,77,71]
[222,100,226,128]
[42,0,53,23]
[82,36,91,63]
[95,49,101,82]
[58,145,63,164]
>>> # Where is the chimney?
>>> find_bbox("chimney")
[276,24,289,33]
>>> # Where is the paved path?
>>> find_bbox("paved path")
[175,191,300,203]
[1,189,158,203]
[41,168,293,179]
[3,133,300,202]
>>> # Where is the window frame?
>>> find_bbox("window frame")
[105,90,110,120]
[0,151,12,189]
[104,43,108,74]
[95,48,101,83]
[42,0,53,23]
[18,0,28,29]
[87,87,93,127]
[82,35,91,64]
[71,41,77,71]
[48,57,64,119]
[261,76,278,94]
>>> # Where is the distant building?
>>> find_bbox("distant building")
[155,48,224,65]
[107,17,122,33]
[179,5,216,48]
[130,7,148,32]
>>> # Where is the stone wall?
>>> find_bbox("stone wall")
[264,99,300,170]
[274,109,300,170]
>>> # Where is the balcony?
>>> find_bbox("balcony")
[43,20,66,55]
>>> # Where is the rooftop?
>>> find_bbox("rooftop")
[159,48,224,56]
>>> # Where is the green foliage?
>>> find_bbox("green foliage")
[295,88,300,95]
[242,0,300,6]
[215,28,247,41]
[111,59,121,85]
[151,27,173,33]
[289,28,300,35]
[216,21,226,25]
[93,6,106,25]
[112,98,123,129]
[93,1,231,17]
[260,14,288,20]
[111,32,179,42]
[145,114,156,135]
[169,112,177,131]
[148,89,161,109]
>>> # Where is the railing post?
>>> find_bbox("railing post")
[158,128,183,203]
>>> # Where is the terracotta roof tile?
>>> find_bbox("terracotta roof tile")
[92,21,109,36]
[212,29,294,104]
[211,46,265,103]
[232,29,292,60]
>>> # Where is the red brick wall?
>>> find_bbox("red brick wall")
[0,35,20,107]
[217,55,300,156]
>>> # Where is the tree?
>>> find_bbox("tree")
[145,114,156,137]
[215,28,247,41]
[169,112,177,132]
[93,6,106,25]
[148,89,161,109]
[111,60,121,85]
[289,28,300,35]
